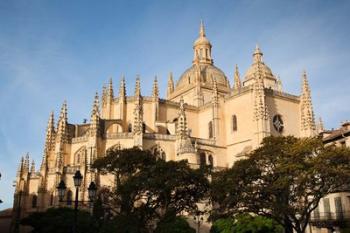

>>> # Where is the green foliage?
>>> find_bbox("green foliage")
[211,215,282,233]
[20,207,97,233]
[92,147,210,232]
[210,218,234,233]
[155,214,196,233]
[232,214,283,233]
[211,136,350,233]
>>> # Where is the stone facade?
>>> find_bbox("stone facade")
[12,22,317,232]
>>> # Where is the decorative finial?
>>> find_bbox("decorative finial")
[119,75,126,99]
[152,76,159,98]
[199,20,205,37]
[253,44,263,63]
[233,64,241,90]
[135,76,141,97]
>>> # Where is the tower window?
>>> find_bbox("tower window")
[208,121,213,138]
[232,115,237,132]
[128,123,132,132]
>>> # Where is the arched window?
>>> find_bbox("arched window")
[32,195,37,208]
[208,121,213,138]
[208,155,214,168]
[199,153,206,168]
[142,123,146,133]
[232,115,237,132]
[128,123,132,132]
[67,190,72,206]
[50,194,54,206]
[74,147,86,165]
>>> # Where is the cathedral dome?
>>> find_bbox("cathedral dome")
[244,61,275,81]
[176,63,230,89]
[174,21,230,91]
[244,45,277,83]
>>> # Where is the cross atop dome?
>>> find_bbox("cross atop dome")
[199,20,205,37]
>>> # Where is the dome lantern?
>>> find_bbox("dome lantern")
[193,21,213,65]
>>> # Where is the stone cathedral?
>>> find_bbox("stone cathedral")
[13,22,317,223]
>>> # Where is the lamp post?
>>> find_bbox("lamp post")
[72,170,83,233]
[57,170,97,233]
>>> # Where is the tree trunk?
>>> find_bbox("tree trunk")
[284,217,294,233]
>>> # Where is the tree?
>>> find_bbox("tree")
[211,136,350,233]
[92,147,209,232]
[155,212,196,233]
[211,214,283,233]
[20,207,97,233]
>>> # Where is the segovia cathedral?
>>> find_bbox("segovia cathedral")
[13,22,318,230]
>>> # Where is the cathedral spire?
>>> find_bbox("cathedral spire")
[253,63,268,121]
[167,72,174,98]
[152,76,159,99]
[108,78,114,100]
[300,70,316,137]
[56,101,68,143]
[133,77,143,135]
[30,160,35,175]
[135,76,141,97]
[23,153,30,174]
[317,117,324,133]
[90,92,100,136]
[119,76,126,101]
[45,111,55,152]
[42,111,55,171]
[233,64,241,90]
[17,156,24,177]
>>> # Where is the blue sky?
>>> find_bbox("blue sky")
[1,0,350,209]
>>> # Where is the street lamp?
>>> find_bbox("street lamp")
[56,170,97,233]
[57,180,67,202]
[73,170,83,187]
[88,181,97,202]
[72,170,83,233]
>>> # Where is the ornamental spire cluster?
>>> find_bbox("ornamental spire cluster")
[133,77,143,134]
[253,63,269,121]
[167,72,174,97]
[152,76,159,99]
[119,76,126,101]
[56,101,68,143]
[233,64,241,90]
[300,71,316,136]
[90,92,100,136]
